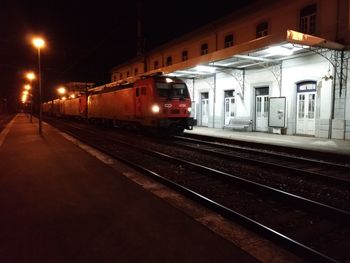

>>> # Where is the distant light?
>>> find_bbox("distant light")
[165,77,174,83]
[265,46,294,56]
[194,65,216,73]
[24,84,31,90]
[32,38,45,48]
[69,94,76,99]
[23,90,29,95]
[61,96,67,100]
[26,72,36,80]
[21,94,28,102]
[57,86,66,95]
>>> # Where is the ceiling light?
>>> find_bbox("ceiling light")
[194,65,216,73]
[265,46,294,56]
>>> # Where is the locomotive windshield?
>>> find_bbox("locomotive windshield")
[156,82,190,99]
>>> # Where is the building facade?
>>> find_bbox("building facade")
[110,0,350,140]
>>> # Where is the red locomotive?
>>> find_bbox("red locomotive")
[43,74,195,135]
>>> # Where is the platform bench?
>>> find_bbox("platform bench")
[224,118,253,131]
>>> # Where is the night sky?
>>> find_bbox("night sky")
[1,0,254,109]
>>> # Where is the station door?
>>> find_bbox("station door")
[224,90,235,125]
[296,82,316,136]
[255,87,269,132]
[201,92,209,126]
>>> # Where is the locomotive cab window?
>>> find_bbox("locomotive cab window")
[156,82,189,100]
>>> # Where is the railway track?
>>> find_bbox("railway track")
[182,133,350,167]
[173,135,350,182]
[46,118,350,262]
[128,133,350,212]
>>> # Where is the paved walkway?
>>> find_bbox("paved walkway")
[0,114,260,263]
[185,126,350,156]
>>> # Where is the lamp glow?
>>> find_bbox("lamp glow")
[194,65,216,73]
[265,46,294,56]
[26,72,36,81]
[57,86,66,95]
[32,38,45,48]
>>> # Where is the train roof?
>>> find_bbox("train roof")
[88,72,184,93]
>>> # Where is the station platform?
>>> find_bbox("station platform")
[185,126,350,156]
[0,114,260,263]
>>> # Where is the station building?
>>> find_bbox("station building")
[110,0,350,140]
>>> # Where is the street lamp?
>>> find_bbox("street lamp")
[24,84,31,90]
[57,86,66,95]
[25,72,35,123]
[26,72,35,81]
[32,37,45,134]
[21,89,29,112]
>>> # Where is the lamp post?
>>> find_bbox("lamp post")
[25,72,35,123]
[32,37,45,135]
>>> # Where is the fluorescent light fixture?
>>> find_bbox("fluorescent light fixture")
[265,46,294,57]
[194,65,216,73]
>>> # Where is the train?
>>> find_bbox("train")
[43,74,195,135]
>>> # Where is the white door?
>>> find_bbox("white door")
[256,95,269,131]
[224,97,235,125]
[296,92,316,135]
[201,98,209,126]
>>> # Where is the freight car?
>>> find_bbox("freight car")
[44,74,195,135]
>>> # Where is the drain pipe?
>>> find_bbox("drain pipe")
[329,63,337,139]
[192,78,195,120]
[340,50,347,140]
[213,73,216,128]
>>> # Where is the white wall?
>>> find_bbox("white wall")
[188,52,333,133]
[345,52,350,139]
[282,53,330,135]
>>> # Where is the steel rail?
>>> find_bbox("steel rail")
[175,136,350,170]
[169,138,350,186]
[181,133,350,165]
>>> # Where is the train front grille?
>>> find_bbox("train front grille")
[170,109,180,114]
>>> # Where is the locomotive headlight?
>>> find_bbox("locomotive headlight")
[187,107,192,113]
[151,104,160,113]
